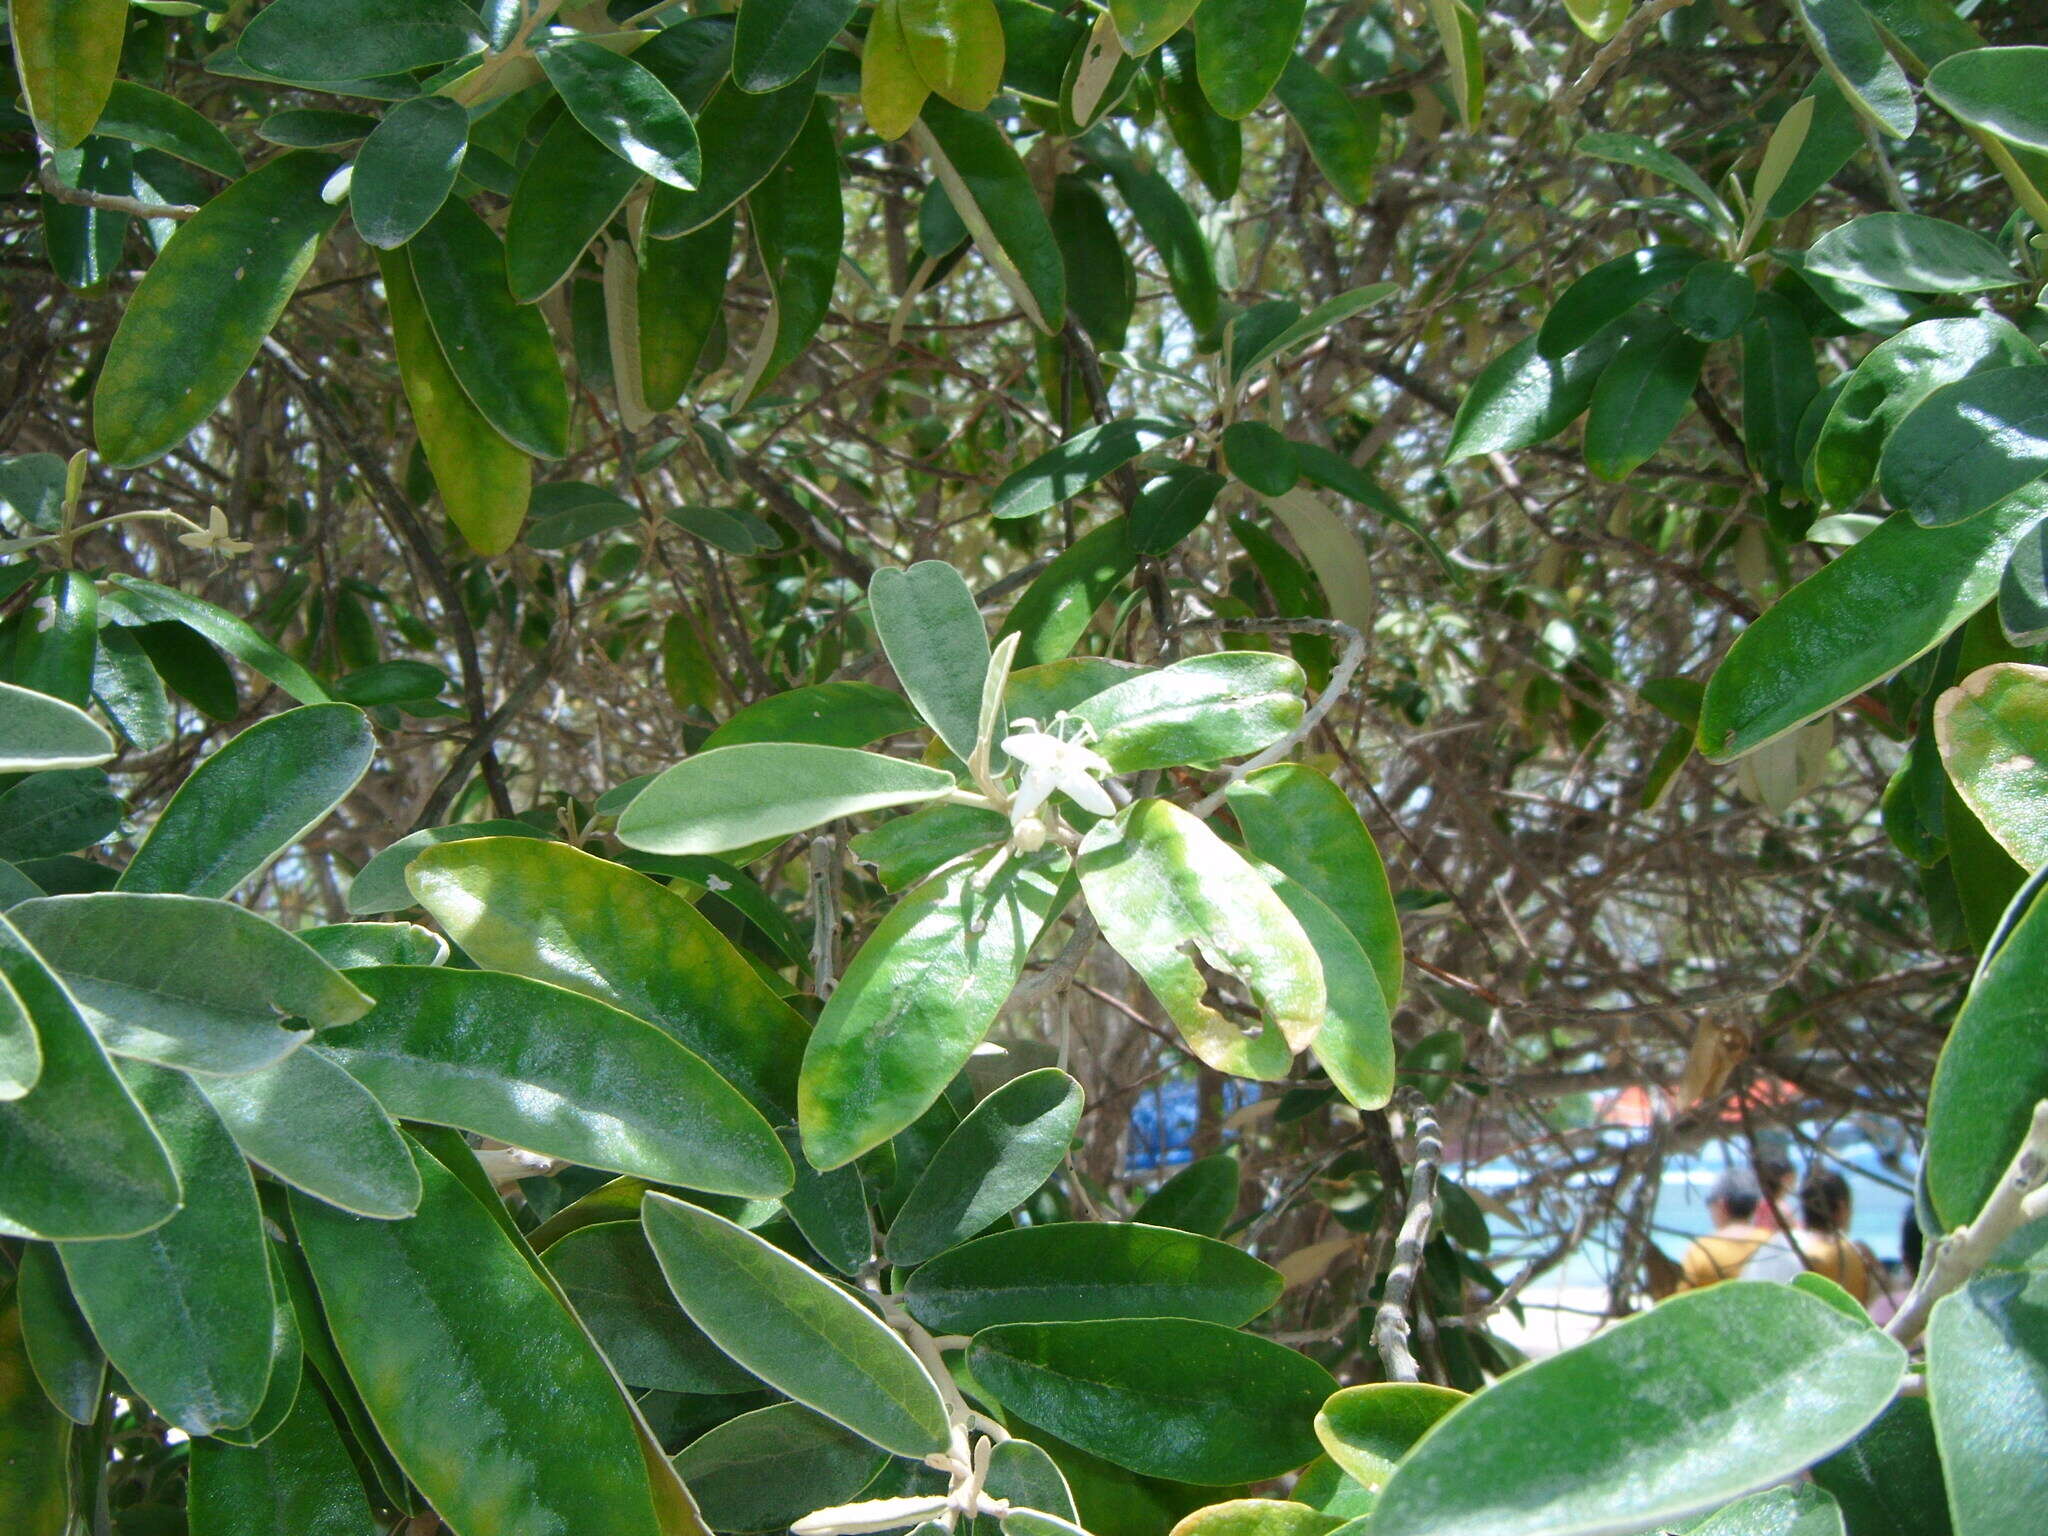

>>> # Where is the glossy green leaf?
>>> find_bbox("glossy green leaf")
[238,0,484,82]
[41,137,130,295]
[407,837,810,1115]
[1229,287,1399,390]
[15,1243,102,1425]
[208,1243,305,1449]
[1193,0,1302,118]
[1538,247,1700,359]
[1158,35,1241,199]
[108,575,331,705]
[298,921,446,969]
[971,1319,1333,1485]
[1584,313,1707,482]
[320,965,792,1198]
[1811,1396,1951,1536]
[58,1060,274,1435]
[641,212,733,410]
[672,1402,889,1533]
[1671,260,1755,341]
[1744,289,1820,489]
[542,1221,760,1393]
[0,1286,68,1536]
[188,1386,379,1536]
[1681,1486,1845,1536]
[703,682,921,753]
[13,571,96,709]
[119,704,373,899]
[1107,0,1200,56]
[0,768,119,863]
[11,893,371,1076]
[1273,57,1379,206]
[2004,518,2048,646]
[540,40,701,194]
[1563,0,1631,42]
[198,1044,419,1218]
[1367,1284,1904,1536]
[1806,214,2015,293]
[1579,132,1732,227]
[346,819,550,916]
[886,1067,1082,1265]
[1080,799,1324,1079]
[95,152,343,468]
[0,682,114,774]
[648,62,821,238]
[95,81,245,179]
[1172,1502,1341,1536]
[1935,662,2048,869]
[1249,856,1395,1112]
[1445,329,1628,463]
[781,1127,874,1275]
[504,112,641,304]
[998,518,1142,666]
[256,108,378,148]
[1927,46,2048,151]
[900,0,1007,109]
[294,1138,666,1536]
[0,960,35,1100]
[1070,651,1303,772]
[737,101,842,402]
[1698,489,2048,761]
[410,198,571,458]
[735,0,859,92]
[918,100,1068,334]
[1051,174,1134,350]
[1222,422,1301,496]
[1792,0,1915,139]
[849,801,1010,891]
[864,0,931,138]
[619,744,955,858]
[1928,1268,2048,1536]
[1131,1152,1239,1235]
[1814,315,2041,510]
[1227,763,1401,1009]
[992,417,1182,521]
[1093,145,1219,348]
[10,0,125,148]
[801,847,1065,1169]
[1127,466,1224,556]
[642,1192,950,1455]
[1883,367,2048,528]
[872,561,996,761]
[904,1220,1280,1332]
[350,95,467,249]
[1313,1383,1462,1492]
[0,913,178,1240]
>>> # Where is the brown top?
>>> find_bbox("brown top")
[1677,1224,1773,1290]
[1791,1231,1876,1304]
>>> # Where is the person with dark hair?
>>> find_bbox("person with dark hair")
[1675,1166,1773,1290]
[1753,1154,1795,1233]
[1746,1167,1881,1303]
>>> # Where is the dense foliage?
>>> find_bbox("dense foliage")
[3,0,2048,1534]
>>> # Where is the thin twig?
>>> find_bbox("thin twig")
[39,161,199,220]
[810,833,841,997]
[1184,617,1365,817]
[1374,1087,1444,1383]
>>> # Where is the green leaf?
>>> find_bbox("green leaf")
[1248,855,1395,1112]
[1671,261,1755,341]
[1052,174,1135,350]
[1791,0,1915,139]
[1883,367,2048,528]
[672,1402,890,1533]
[642,1191,951,1455]
[978,1438,1079,1536]
[1079,799,1325,1078]
[0,1286,69,1536]
[997,518,1142,666]
[992,417,1182,521]
[107,575,332,705]
[294,1137,666,1536]
[541,40,702,196]
[1366,1284,1903,1536]
[1578,133,1733,228]
[58,1060,274,1435]
[1158,34,1242,198]
[918,100,1068,334]
[619,744,957,858]
[903,1220,1281,1332]
[208,1244,305,1449]
[504,112,642,304]
[1444,330,1627,463]
[0,913,178,1241]
[886,1067,1083,1265]
[1229,287,1398,389]
[1313,1383,1463,1492]
[2004,519,2048,646]
[1564,0,1631,43]
[800,848,1066,1168]
[94,152,343,469]
[1222,422,1301,496]
[0,682,114,774]
[9,0,125,148]
[0,768,119,863]
[850,801,1011,891]
[15,1243,103,1425]
[1272,57,1379,206]
[647,63,822,238]
[736,101,842,402]
[321,965,793,1198]
[900,0,1007,110]
[863,0,931,139]
[1744,289,1820,489]
[13,571,96,709]
[238,0,484,82]
[409,198,572,457]
[541,1220,760,1393]
[94,81,245,179]
[1927,46,2048,152]
[257,108,380,148]
[406,837,811,1116]
[1935,663,2048,869]
[1698,489,2048,761]
[1814,315,2041,510]
[872,561,996,760]
[1131,466,1226,555]
[187,1386,379,1536]
[1070,651,1303,772]
[970,1319,1334,1484]
[1811,1397,1953,1536]
[1193,0,1302,118]
[119,704,374,899]
[1928,1268,2048,1535]
[1107,0,1201,55]
[347,819,551,916]
[197,1044,420,1219]
[297,921,446,969]
[1764,75,1865,221]
[1172,1502,1342,1536]
[0,959,35,1100]
[10,893,371,1076]
[1584,313,1707,482]
[1681,1485,1845,1536]
[1092,145,1220,348]
[705,682,923,752]
[735,0,859,92]
[350,95,468,250]
[1226,764,1401,1009]
[641,212,734,411]
[1806,214,2016,293]
[1131,1153,1239,1235]
[1538,247,1700,359]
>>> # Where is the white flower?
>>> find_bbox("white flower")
[177,506,253,557]
[1002,716,1115,824]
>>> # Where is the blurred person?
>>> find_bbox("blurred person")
[1752,1153,1795,1233]
[1747,1168,1881,1303]
[1676,1167,1773,1290]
